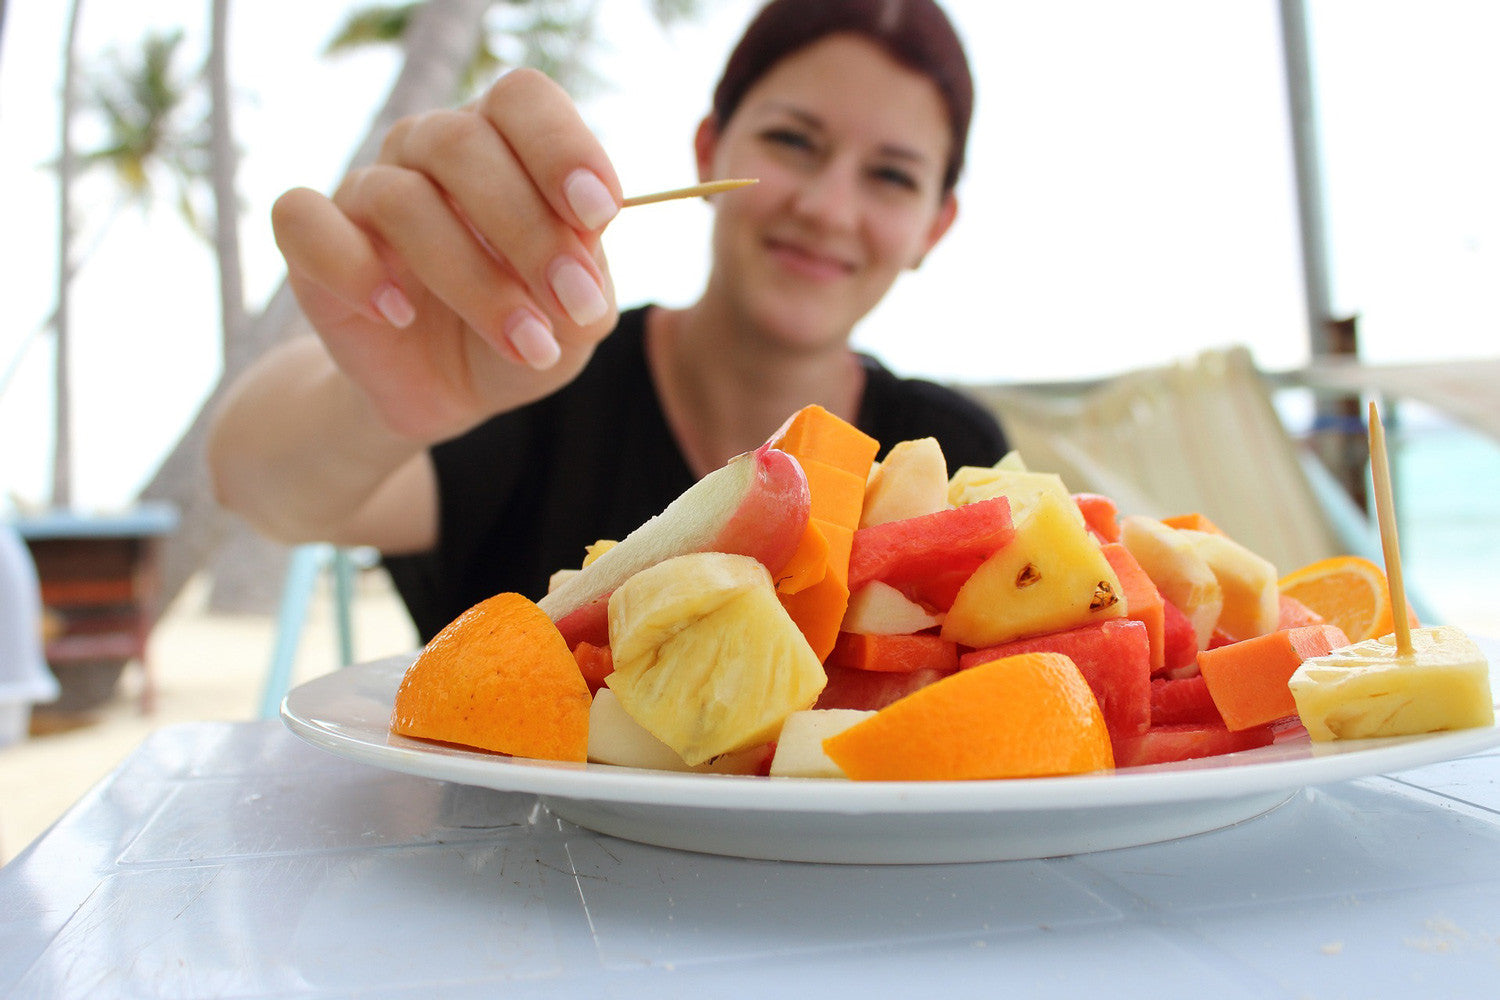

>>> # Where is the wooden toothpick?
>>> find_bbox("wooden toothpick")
[621,178,757,207]
[1367,400,1414,656]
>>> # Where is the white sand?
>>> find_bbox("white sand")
[0,568,419,865]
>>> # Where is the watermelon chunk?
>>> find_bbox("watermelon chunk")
[960,618,1151,740]
[1160,598,1200,677]
[846,496,1014,610]
[1102,542,1165,673]
[1113,722,1276,768]
[1073,492,1121,543]
[814,663,956,712]
[1150,675,1223,726]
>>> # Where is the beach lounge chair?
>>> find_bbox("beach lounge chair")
[1295,356,1500,445]
[963,345,1377,577]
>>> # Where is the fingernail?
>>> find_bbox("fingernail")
[548,256,608,326]
[505,310,560,369]
[373,282,415,328]
[563,168,618,230]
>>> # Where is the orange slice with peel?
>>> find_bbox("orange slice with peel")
[392,592,590,761]
[1277,555,1413,644]
[821,651,1114,780]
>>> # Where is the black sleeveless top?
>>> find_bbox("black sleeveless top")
[384,306,1007,642]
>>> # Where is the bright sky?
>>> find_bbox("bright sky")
[1,1,1496,511]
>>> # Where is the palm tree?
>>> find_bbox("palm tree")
[207,0,246,359]
[51,22,208,509]
[51,0,85,509]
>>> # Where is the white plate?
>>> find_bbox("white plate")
[282,647,1500,864]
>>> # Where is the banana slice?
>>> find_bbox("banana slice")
[587,689,767,774]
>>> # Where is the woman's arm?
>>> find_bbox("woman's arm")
[206,336,438,553]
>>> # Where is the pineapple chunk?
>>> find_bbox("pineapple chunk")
[947,466,1006,508]
[549,538,618,592]
[942,492,1126,649]
[947,464,1082,528]
[606,552,826,765]
[1288,626,1493,741]
[582,540,617,567]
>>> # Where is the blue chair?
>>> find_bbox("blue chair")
[259,544,358,719]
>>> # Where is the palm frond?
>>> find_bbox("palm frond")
[324,4,420,55]
[646,0,704,27]
[73,27,209,225]
[327,1,708,101]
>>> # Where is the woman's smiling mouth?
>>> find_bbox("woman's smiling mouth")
[765,237,856,281]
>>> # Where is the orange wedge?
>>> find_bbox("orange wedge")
[392,592,591,761]
[821,652,1114,780]
[1277,555,1412,644]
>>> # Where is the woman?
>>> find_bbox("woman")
[209,0,1006,642]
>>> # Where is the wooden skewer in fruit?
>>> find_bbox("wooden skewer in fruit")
[1366,400,1413,657]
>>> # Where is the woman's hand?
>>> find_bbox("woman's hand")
[271,68,624,444]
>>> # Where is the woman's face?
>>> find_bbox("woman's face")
[696,34,958,353]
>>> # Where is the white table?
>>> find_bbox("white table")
[3,719,1499,998]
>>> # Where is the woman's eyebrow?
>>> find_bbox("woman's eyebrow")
[753,103,827,132]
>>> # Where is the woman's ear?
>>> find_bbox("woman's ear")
[912,193,959,269]
[693,115,721,184]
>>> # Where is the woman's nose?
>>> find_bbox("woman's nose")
[791,161,860,230]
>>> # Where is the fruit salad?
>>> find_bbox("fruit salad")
[391,405,1495,780]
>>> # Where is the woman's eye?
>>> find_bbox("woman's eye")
[871,165,920,191]
[763,128,816,154]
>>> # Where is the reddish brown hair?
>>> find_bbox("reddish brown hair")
[711,0,974,193]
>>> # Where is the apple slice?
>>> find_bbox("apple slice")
[860,437,950,527]
[1119,515,1224,649]
[538,444,810,647]
[842,580,943,635]
[769,709,873,777]
[1178,529,1279,642]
